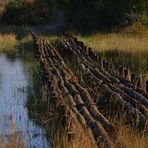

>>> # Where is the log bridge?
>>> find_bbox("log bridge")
[32,33,148,148]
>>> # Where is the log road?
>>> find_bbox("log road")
[32,33,148,148]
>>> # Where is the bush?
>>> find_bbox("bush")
[63,0,148,31]
[1,0,148,31]
[2,0,58,25]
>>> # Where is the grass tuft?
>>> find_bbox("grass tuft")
[0,33,18,52]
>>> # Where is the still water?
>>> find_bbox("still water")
[0,53,50,148]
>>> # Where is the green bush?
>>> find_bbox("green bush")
[2,0,58,25]
[1,0,148,31]
[63,0,148,31]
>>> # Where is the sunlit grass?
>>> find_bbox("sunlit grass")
[0,33,34,55]
[0,34,18,52]
[114,124,148,148]
[77,28,148,52]
[77,28,148,85]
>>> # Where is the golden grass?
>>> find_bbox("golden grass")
[0,124,25,148]
[77,28,148,52]
[53,122,97,148]
[115,125,148,148]
[0,33,18,52]
[0,135,25,148]
[52,119,148,148]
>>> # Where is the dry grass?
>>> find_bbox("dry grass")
[77,28,148,52]
[52,119,148,148]
[114,124,148,148]
[0,124,25,148]
[0,135,25,148]
[53,122,97,148]
[0,33,18,52]
[108,115,148,148]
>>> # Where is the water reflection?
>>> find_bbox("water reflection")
[0,54,50,148]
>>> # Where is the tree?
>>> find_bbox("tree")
[63,0,148,31]
[1,0,58,25]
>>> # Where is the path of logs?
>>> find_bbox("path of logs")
[32,34,115,148]
[60,34,148,133]
[32,33,148,148]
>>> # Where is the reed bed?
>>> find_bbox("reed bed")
[77,31,148,52]
[0,33,18,52]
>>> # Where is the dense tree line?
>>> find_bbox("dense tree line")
[63,0,148,31]
[0,0,58,25]
[0,0,148,31]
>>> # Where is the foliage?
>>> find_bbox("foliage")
[63,0,148,31]
[2,0,58,25]
[0,0,148,31]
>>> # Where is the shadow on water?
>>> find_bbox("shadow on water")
[0,53,51,148]
[99,49,148,90]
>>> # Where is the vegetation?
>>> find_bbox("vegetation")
[64,0,148,31]
[0,33,17,52]
[1,0,58,25]
[0,33,33,55]
[77,25,148,74]
[0,0,148,32]
[77,25,148,52]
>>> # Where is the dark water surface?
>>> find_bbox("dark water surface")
[0,53,50,148]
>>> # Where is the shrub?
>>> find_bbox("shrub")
[2,0,58,25]
[63,0,148,31]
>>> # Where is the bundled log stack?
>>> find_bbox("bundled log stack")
[32,34,115,148]
[59,34,148,133]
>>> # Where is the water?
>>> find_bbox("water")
[0,53,50,148]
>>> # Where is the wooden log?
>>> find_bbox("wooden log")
[120,85,148,107]
[76,62,148,131]
[73,94,114,148]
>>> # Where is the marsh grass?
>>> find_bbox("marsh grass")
[0,134,25,148]
[115,127,148,148]
[0,33,18,52]
[0,33,35,61]
[77,28,148,90]
[77,32,148,52]
[108,117,148,148]
[0,123,25,148]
